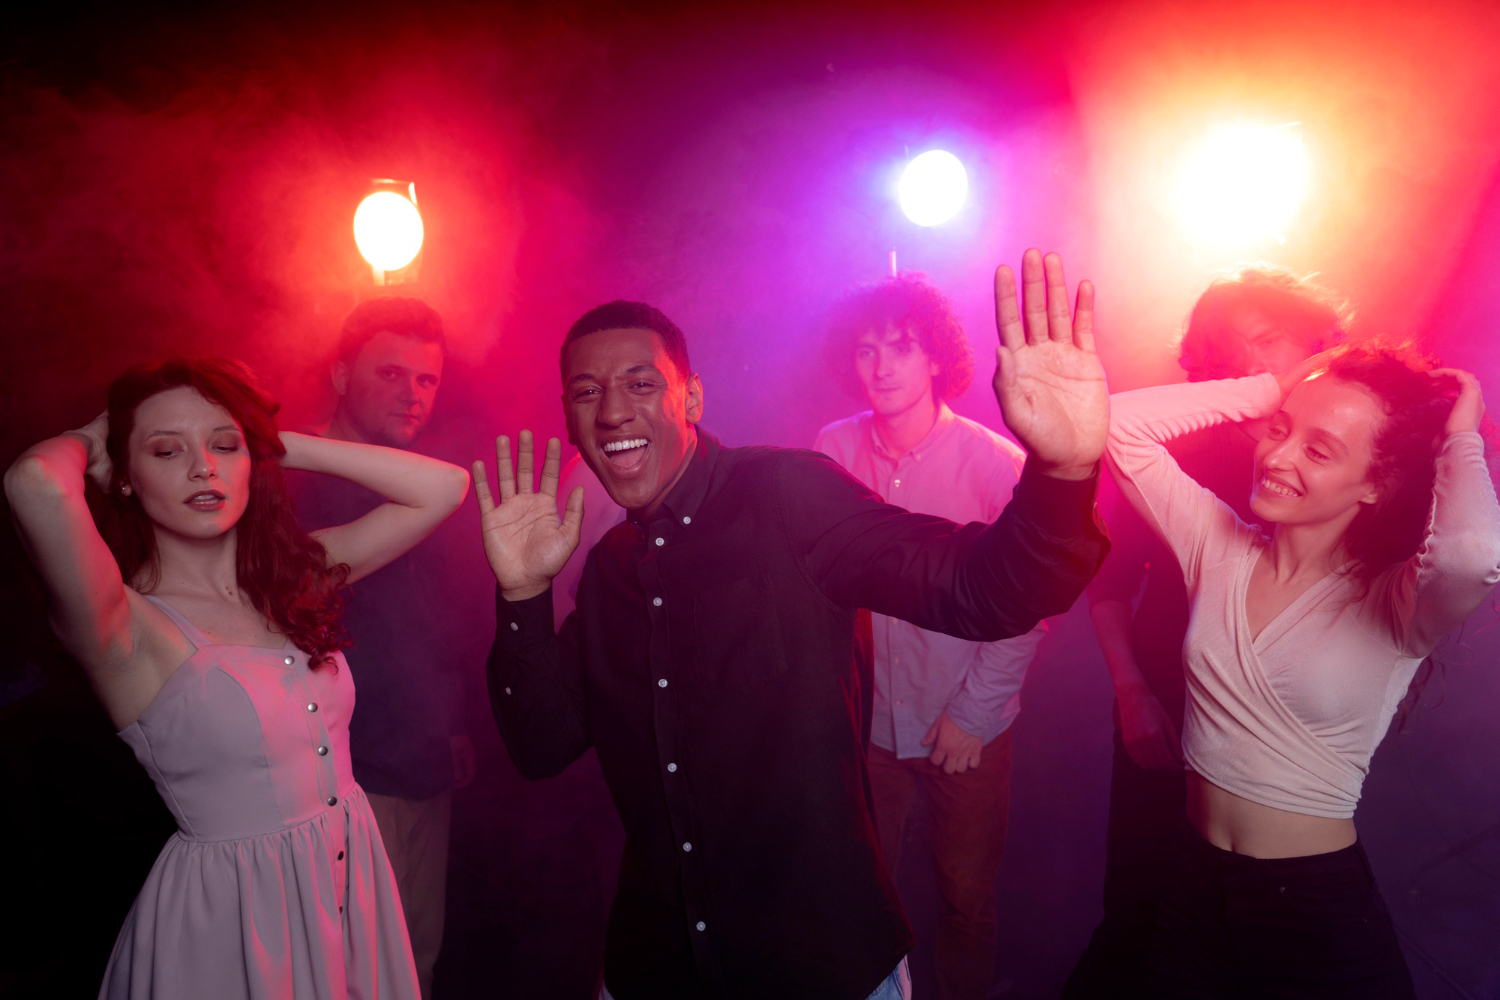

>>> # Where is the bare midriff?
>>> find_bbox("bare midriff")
[1187,771,1357,859]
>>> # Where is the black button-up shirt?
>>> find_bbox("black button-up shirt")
[489,430,1107,1000]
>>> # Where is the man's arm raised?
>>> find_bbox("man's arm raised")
[477,431,592,779]
[473,431,585,600]
[992,249,1108,481]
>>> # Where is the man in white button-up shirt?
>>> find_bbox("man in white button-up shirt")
[815,274,1045,1000]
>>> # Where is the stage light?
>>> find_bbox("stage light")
[899,150,968,227]
[354,189,424,272]
[1177,123,1308,247]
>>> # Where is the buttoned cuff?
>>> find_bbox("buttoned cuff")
[495,585,556,653]
[1010,458,1101,538]
[943,692,993,741]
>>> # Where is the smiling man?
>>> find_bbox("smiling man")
[477,251,1111,1000]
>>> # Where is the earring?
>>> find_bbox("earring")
[120,484,132,496]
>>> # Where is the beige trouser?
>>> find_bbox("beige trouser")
[367,790,453,1000]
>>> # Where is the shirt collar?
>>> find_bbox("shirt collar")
[869,402,956,462]
[626,426,719,530]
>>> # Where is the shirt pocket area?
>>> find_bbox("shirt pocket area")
[691,573,791,691]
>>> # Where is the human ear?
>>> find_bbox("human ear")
[684,373,705,425]
[331,360,350,397]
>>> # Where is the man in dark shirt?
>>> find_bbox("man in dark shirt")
[477,250,1110,1000]
[1062,267,1346,998]
[289,297,476,1000]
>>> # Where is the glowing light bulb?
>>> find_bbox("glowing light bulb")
[353,191,424,271]
[1177,123,1308,247]
[899,150,968,227]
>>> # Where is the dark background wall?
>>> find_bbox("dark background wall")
[2,1,1499,997]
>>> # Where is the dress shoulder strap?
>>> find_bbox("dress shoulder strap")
[141,594,210,649]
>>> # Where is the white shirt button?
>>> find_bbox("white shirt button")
[667,762,677,773]
[504,687,512,695]
[317,746,328,756]
[307,703,318,712]
[510,622,519,631]
[682,516,692,525]
[893,478,902,487]
[696,921,706,932]
[658,678,668,688]
[655,537,665,547]
[653,597,663,607]
[284,655,296,665]
[682,842,692,852]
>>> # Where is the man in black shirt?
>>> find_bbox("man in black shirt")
[477,250,1111,1000]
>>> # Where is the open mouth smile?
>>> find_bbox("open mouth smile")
[1257,475,1302,499]
[600,438,650,471]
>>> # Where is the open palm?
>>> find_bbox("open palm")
[473,431,584,602]
[992,250,1108,480]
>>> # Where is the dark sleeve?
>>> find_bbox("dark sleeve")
[487,585,591,779]
[787,450,1109,642]
[1085,467,1154,607]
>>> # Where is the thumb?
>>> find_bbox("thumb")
[920,719,940,747]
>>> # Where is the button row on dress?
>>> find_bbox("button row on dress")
[327,795,338,807]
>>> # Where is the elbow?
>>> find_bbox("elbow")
[438,463,471,516]
[513,754,568,782]
[1429,534,1500,590]
[4,456,73,510]
[495,725,573,780]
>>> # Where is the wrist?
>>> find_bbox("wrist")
[60,429,99,456]
[1035,460,1098,482]
[500,582,550,603]
[1112,675,1155,702]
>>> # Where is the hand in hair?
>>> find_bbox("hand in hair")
[62,412,114,492]
[992,249,1107,481]
[1429,368,1486,437]
[474,431,585,602]
[1273,348,1340,397]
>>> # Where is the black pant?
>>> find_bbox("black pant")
[1062,729,1186,998]
[1146,829,1415,999]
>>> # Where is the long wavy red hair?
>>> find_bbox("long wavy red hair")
[95,358,348,666]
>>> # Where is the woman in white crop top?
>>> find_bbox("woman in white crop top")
[1106,345,1500,998]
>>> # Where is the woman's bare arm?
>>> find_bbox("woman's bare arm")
[282,431,470,584]
[4,418,191,725]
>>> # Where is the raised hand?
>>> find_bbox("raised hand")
[65,412,114,492]
[1429,368,1486,437]
[993,250,1108,480]
[473,431,584,602]
[1274,348,1340,398]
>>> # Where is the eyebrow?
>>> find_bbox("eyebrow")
[143,425,240,440]
[567,364,664,387]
